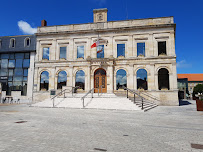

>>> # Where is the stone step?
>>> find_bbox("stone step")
[58,93,118,98]
[32,96,141,111]
[32,93,158,111]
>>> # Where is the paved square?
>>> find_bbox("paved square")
[0,100,203,152]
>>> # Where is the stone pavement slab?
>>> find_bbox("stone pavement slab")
[0,100,202,152]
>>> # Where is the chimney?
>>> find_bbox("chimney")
[93,8,108,23]
[41,20,47,27]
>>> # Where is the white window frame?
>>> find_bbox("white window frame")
[24,37,31,47]
[10,38,15,48]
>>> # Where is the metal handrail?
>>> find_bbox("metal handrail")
[81,88,95,108]
[81,85,103,108]
[52,86,79,107]
[98,85,103,96]
[123,87,144,110]
[136,90,160,103]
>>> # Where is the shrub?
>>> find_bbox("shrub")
[193,84,203,100]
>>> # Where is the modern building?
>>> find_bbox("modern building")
[33,8,178,105]
[0,35,36,101]
[178,74,203,98]
[177,78,188,99]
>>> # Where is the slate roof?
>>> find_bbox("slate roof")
[0,35,36,53]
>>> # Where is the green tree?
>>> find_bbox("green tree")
[193,84,203,98]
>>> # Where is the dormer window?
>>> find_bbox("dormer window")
[24,37,30,47]
[10,38,15,48]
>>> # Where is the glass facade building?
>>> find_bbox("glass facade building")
[0,53,30,95]
[0,35,36,97]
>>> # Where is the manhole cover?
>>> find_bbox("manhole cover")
[93,148,107,151]
[15,121,27,123]
[191,143,203,149]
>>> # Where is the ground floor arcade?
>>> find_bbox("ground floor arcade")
[33,59,179,105]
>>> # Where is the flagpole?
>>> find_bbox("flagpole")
[97,32,99,50]
[97,32,99,57]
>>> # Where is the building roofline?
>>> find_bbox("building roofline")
[37,16,174,28]
[0,34,35,38]
[36,23,175,36]
[93,8,108,13]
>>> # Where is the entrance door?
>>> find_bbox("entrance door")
[94,68,107,93]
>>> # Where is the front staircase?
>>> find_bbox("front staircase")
[31,90,158,111]
[115,92,158,112]
[32,93,140,111]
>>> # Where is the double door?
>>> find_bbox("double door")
[94,73,107,93]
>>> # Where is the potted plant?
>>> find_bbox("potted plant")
[193,84,203,111]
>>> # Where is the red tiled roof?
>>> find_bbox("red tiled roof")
[177,74,203,81]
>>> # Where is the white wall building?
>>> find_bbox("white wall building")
[33,8,178,105]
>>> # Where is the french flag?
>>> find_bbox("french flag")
[91,41,99,48]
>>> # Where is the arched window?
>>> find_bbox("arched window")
[116,69,127,90]
[75,70,85,90]
[57,71,67,89]
[158,68,169,90]
[40,71,49,91]
[10,38,15,48]
[137,69,148,90]
[24,37,30,47]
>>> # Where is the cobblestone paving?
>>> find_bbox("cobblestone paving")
[0,100,203,152]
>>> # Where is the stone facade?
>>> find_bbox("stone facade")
[33,8,178,105]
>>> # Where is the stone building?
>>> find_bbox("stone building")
[0,35,36,102]
[33,8,178,105]
[178,74,203,99]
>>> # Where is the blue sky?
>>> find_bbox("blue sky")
[0,0,202,74]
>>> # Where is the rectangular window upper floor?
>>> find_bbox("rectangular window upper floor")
[60,47,67,60]
[97,45,104,58]
[77,46,84,59]
[117,44,125,58]
[158,41,167,56]
[137,43,145,57]
[42,47,49,60]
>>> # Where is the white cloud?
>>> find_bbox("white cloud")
[177,60,192,69]
[76,75,85,83]
[116,75,127,85]
[58,71,67,82]
[41,72,49,83]
[42,48,49,59]
[76,70,85,83]
[18,20,37,34]
[77,46,84,58]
